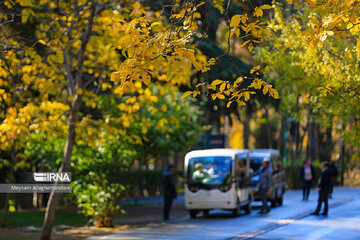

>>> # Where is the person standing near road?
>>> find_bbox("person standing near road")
[300,159,316,201]
[311,161,332,216]
[328,160,338,198]
[256,158,272,214]
[161,164,177,220]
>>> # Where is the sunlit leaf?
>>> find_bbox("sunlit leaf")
[181,91,193,99]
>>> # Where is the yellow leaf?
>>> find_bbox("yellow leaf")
[21,8,29,24]
[134,2,141,10]
[248,42,254,52]
[110,72,118,81]
[233,28,240,37]
[238,101,246,106]
[151,22,161,28]
[211,80,223,86]
[193,91,199,97]
[269,88,279,99]
[135,82,142,88]
[235,77,243,83]
[38,40,46,45]
[261,4,272,10]
[305,0,315,6]
[243,92,250,101]
[161,104,167,112]
[142,74,151,86]
[241,40,251,48]
[196,2,205,8]
[218,94,225,99]
[144,88,151,96]
[220,82,227,92]
[285,0,293,4]
[227,101,233,108]
[76,88,83,95]
[250,66,260,74]
[182,91,193,99]
[263,86,269,95]
[230,15,241,28]
[253,7,263,17]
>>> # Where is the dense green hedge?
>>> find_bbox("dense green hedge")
[285,162,322,189]
[113,165,326,197]
[110,170,184,198]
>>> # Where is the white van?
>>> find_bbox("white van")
[184,149,252,218]
[238,149,286,207]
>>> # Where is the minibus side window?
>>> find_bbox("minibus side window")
[236,157,248,188]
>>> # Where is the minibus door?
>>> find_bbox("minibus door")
[236,155,249,203]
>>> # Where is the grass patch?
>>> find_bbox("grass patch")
[0,210,88,228]
[177,188,185,194]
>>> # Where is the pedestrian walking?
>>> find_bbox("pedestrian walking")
[300,159,316,201]
[255,158,272,214]
[161,164,177,220]
[328,160,338,198]
[311,161,332,216]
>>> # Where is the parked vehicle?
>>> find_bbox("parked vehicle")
[238,149,286,207]
[184,148,252,218]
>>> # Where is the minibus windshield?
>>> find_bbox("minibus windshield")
[188,156,232,186]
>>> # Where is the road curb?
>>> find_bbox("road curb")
[229,198,354,240]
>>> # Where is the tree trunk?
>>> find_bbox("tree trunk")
[265,108,273,148]
[40,0,97,238]
[243,115,250,149]
[33,192,38,209]
[308,122,319,161]
[1,193,9,227]
[339,122,346,186]
[278,116,286,159]
[294,121,300,157]
[325,125,333,161]
[299,117,308,159]
[40,95,81,240]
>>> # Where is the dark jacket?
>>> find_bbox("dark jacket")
[162,169,177,199]
[300,165,316,182]
[328,164,338,178]
[253,166,272,189]
[318,168,332,190]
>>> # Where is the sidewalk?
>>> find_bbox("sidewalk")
[116,194,187,225]
[120,194,185,205]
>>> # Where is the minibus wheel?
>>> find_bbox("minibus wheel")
[278,195,283,206]
[244,195,252,214]
[278,187,285,206]
[189,210,198,218]
[232,200,240,216]
[232,207,239,217]
[203,209,209,216]
[271,191,278,208]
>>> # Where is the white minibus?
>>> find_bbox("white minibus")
[184,148,251,218]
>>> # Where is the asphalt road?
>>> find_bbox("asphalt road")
[88,187,360,240]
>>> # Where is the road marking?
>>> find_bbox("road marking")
[230,198,354,240]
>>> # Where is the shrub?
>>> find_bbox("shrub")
[284,161,321,189]
[72,172,125,227]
